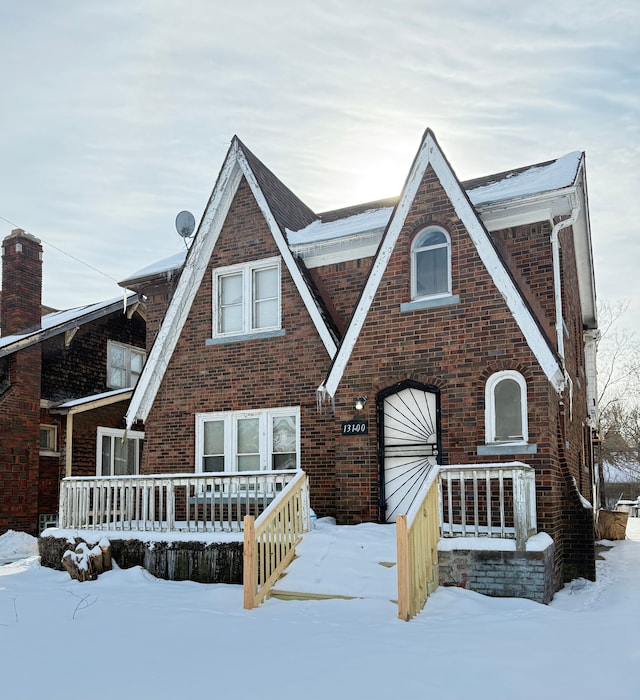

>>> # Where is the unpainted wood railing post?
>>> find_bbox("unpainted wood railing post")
[396,514,410,621]
[243,515,257,609]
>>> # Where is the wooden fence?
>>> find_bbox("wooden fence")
[243,471,310,609]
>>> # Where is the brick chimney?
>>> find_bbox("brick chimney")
[1,229,43,337]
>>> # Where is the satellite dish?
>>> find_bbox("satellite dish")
[175,210,195,238]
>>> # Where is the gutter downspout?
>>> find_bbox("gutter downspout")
[550,206,580,364]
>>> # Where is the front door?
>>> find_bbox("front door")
[379,382,440,522]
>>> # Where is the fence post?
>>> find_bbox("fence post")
[396,514,410,621]
[513,470,527,551]
[243,515,257,610]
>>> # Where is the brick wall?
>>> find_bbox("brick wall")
[141,177,337,516]
[0,347,41,534]
[438,538,555,603]
[327,164,592,588]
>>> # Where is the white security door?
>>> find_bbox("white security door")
[382,386,439,522]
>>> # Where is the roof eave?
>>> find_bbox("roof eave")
[0,294,141,359]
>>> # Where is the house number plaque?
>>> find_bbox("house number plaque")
[341,420,369,435]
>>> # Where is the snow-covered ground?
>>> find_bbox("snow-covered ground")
[2,521,640,700]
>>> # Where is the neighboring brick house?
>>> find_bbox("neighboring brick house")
[0,229,146,535]
[123,129,598,589]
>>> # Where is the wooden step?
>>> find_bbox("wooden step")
[268,589,358,602]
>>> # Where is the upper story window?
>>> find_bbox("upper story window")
[195,407,299,474]
[97,427,144,476]
[411,227,451,300]
[485,370,528,444]
[107,341,146,389]
[213,258,281,338]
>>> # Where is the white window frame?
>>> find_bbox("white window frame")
[411,226,452,300]
[195,406,300,474]
[39,424,58,455]
[107,341,146,390]
[212,257,281,338]
[485,370,528,445]
[96,427,145,476]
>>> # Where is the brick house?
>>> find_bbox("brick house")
[0,229,146,535]
[123,129,598,590]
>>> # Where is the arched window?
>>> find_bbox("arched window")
[485,370,528,444]
[411,227,451,300]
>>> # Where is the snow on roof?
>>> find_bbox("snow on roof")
[54,387,133,410]
[120,250,187,285]
[287,206,393,246]
[125,151,581,275]
[467,151,582,207]
[0,293,136,352]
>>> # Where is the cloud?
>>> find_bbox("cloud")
[0,0,637,334]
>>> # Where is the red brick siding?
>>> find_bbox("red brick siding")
[141,178,337,516]
[0,347,41,534]
[309,257,373,329]
[327,165,591,587]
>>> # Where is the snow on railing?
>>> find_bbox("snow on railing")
[439,462,537,551]
[58,471,299,533]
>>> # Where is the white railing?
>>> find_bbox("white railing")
[438,462,537,550]
[58,471,300,533]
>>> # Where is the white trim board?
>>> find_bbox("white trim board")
[318,130,565,400]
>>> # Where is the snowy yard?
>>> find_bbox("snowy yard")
[2,521,640,700]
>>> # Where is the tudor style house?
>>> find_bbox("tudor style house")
[115,129,598,592]
[0,229,146,535]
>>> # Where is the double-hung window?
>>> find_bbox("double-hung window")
[97,427,144,476]
[107,341,146,389]
[195,407,299,474]
[411,227,451,300]
[485,371,528,444]
[213,258,281,338]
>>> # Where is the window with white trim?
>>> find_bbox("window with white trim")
[39,424,58,455]
[485,371,528,444]
[195,407,299,473]
[411,227,451,300]
[213,258,281,337]
[97,427,144,476]
[107,341,146,389]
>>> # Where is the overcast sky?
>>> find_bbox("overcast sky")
[1,1,638,331]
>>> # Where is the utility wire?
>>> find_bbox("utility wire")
[0,214,119,283]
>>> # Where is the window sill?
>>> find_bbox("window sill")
[206,329,286,346]
[39,450,60,458]
[477,443,537,456]
[400,294,460,313]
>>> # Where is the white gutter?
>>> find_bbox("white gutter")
[550,205,580,363]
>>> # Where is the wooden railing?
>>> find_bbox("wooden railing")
[243,471,310,609]
[396,468,440,621]
[396,462,537,621]
[58,471,299,533]
[439,462,537,550]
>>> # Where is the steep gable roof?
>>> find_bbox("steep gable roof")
[318,129,567,400]
[126,138,339,429]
